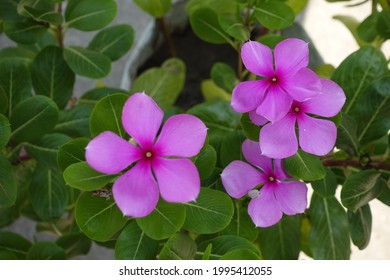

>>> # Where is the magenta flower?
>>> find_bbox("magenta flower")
[85,93,207,217]
[221,140,307,227]
[259,79,346,159]
[231,38,322,123]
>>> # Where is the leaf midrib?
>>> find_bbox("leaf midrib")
[10,105,52,138]
[65,47,106,76]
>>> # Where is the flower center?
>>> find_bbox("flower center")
[145,152,152,158]
[271,77,277,83]
[269,176,275,182]
[294,107,300,113]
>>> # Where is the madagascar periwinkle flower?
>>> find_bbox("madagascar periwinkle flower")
[85,93,207,217]
[259,79,346,159]
[221,140,307,227]
[231,38,322,123]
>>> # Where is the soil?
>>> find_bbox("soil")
[137,25,238,109]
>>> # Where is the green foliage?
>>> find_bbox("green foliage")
[348,204,372,250]
[284,150,326,181]
[27,242,66,260]
[159,233,197,260]
[0,231,32,260]
[0,114,11,149]
[195,145,217,180]
[133,0,172,18]
[253,1,295,30]
[56,233,92,259]
[57,138,89,172]
[0,155,17,208]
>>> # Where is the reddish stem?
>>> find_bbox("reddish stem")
[156,17,176,57]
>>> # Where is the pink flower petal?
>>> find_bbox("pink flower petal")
[302,79,346,117]
[297,114,337,156]
[260,114,298,159]
[256,85,292,123]
[282,68,321,101]
[221,160,267,199]
[153,114,207,157]
[274,181,308,215]
[249,110,268,126]
[248,184,282,227]
[85,131,142,174]
[231,80,269,113]
[122,93,163,149]
[152,158,200,203]
[274,38,309,76]
[112,161,159,218]
[242,139,272,174]
[273,159,290,180]
[241,41,274,77]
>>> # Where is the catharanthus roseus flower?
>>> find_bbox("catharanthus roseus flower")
[232,38,322,123]
[85,93,207,217]
[259,79,346,159]
[221,140,307,227]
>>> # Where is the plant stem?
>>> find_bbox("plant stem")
[322,158,390,171]
[56,2,64,48]
[156,17,176,57]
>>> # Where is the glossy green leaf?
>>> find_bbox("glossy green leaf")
[0,47,36,65]
[201,80,231,102]
[210,62,237,93]
[311,169,338,198]
[4,19,46,44]
[0,250,17,260]
[220,130,245,167]
[257,33,285,49]
[377,10,390,39]
[341,170,382,212]
[89,93,128,138]
[189,8,230,44]
[221,207,258,242]
[54,104,93,138]
[56,233,92,259]
[31,46,75,109]
[57,138,89,172]
[336,114,359,155]
[332,47,388,115]
[30,166,69,221]
[254,2,295,30]
[0,1,23,20]
[0,59,32,116]
[10,95,59,143]
[183,188,234,234]
[64,162,116,191]
[133,0,172,18]
[131,58,185,109]
[377,178,390,206]
[0,87,8,115]
[195,145,217,180]
[136,200,186,240]
[220,249,261,260]
[358,14,379,42]
[258,215,301,260]
[284,150,326,181]
[0,155,17,208]
[88,24,134,61]
[115,222,159,260]
[218,14,250,42]
[65,0,117,31]
[23,7,63,25]
[80,87,129,104]
[63,46,111,79]
[308,193,350,259]
[186,0,238,15]
[0,114,11,149]
[0,231,32,260]
[27,242,66,260]
[348,204,372,250]
[315,64,335,79]
[240,113,260,142]
[159,233,197,260]
[333,15,367,47]
[287,0,308,14]
[75,192,128,242]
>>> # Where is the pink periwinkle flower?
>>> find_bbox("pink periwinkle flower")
[232,38,322,123]
[259,79,346,159]
[85,93,207,217]
[221,140,307,227]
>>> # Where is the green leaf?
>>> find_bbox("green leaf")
[210,62,237,93]
[63,46,111,79]
[220,130,245,167]
[308,193,351,259]
[75,192,128,242]
[4,19,46,44]
[131,58,186,109]
[89,93,128,138]
[186,0,238,15]
[240,113,260,142]
[348,204,372,250]
[0,59,32,116]
[315,64,336,79]
[57,138,89,172]
[336,114,359,155]
[197,235,259,260]
[0,114,11,149]
[183,188,234,234]
[0,250,17,260]
[218,14,250,42]
[136,200,186,240]
[220,249,261,260]
[333,15,367,47]
[0,0,23,20]
[257,33,285,49]
[254,2,295,30]
[115,222,159,260]
[195,145,217,180]
[0,47,36,65]
[188,101,241,151]
[159,233,197,260]
[284,150,326,181]
[0,155,17,208]
[311,169,338,198]
[80,87,129,104]
[88,24,134,62]
[341,170,382,212]
[0,87,8,115]
[31,46,75,109]
[10,95,59,143]
[221,207,258,242]
[377,10,390,39]
[0,231,32,260]
[286,0,308,15]
[358,14,379,42]
[133,0,172,18]
[332,47,388,115]
[23,7,63,25]
[377,178,390,206]
[54,104,93,138]
[189,8,230,44]
[56,233,92,259]
[25,133,71,168]
[65,0,117,31]
[201,80,231,102]
[27,242,66,260]
[30,166,69,221]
